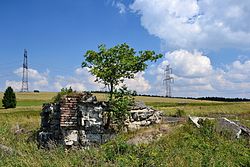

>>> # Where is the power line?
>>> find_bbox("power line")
[21,49,29,92]
[163,65,174,97]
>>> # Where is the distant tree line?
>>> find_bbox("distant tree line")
[194,97,250,102]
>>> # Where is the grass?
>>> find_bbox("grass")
[150,102,250,116]
[0,92,249,166]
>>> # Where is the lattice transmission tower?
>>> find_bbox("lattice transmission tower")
[21,49,29,92]
[163,65,174,97]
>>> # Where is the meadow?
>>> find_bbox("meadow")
[0,92,249,166]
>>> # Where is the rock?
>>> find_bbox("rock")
[218,118,243,138]
[131,112,139,121]
[188,116,250,139]
[38,132,54,148]
[127,123,140,131]
[132,101,148,110]
[86,96,97,102]
[63,130,78,146]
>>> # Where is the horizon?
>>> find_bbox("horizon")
[1,0,250,98]
[1,90,250,101]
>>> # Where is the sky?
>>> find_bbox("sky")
[1,0,250,98]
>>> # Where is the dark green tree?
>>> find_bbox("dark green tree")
[2,86,16,109]
[82,43,162,100]
[132,90,137,96]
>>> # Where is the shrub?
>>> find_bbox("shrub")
[52,87,73,103]
[2,86,16,109]
[108,86,134,131]
[198,119,216,138]
[132,90,137,96]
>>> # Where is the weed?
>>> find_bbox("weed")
[175,109,186,117]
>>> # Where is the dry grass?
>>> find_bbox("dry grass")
[134,95,218,103]
[154,102,250,116]
[0,92,56,100]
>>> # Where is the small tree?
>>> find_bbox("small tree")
[82,43,162,100]
[82,43,162,129]
[2,86,16,109]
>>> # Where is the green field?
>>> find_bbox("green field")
[0,92,249,166]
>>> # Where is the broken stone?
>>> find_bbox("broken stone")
[127,123,140,131]
[132,101,148,110]
[189,116,250,139]
[63,130,78,146]
[38,93,162,149]
[218,118,243,138]
[85,134,101,144]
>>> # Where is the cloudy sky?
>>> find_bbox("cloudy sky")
[1,0,250,98]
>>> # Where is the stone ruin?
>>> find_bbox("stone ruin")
[38,93,162,148]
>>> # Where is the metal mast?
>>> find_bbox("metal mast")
[163,65,174,97]
[21,49,29,92]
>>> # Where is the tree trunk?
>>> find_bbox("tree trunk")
[105,82,113,129]
[110,82,114,101]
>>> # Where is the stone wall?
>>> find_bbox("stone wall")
[125,101,162,131]
[38,93,162,148]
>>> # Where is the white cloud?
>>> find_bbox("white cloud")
[116,2,126,14]
[5,80,22,91]
[111,0,126,14]
[6,67,49,91]
[14,67,49,81]
[74,68,104,90]
[52,75,85,92]
[212,60,250,92]
[148,49,250,97]
[33,79,48,87]
[130,0,250,50]
[124,72,151,93]
[75,67,89,76]
[53,81,63,91]
[66,83,86,91]
[165,50,212,78]
[75,67,150,93]
[150,49,214,96]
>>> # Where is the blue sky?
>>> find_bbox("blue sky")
[1,0,250,98]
